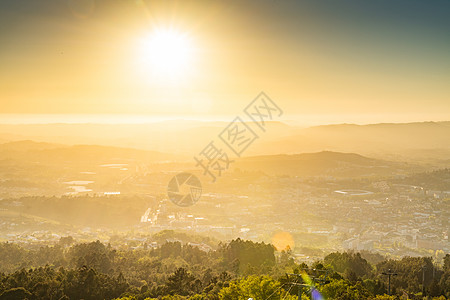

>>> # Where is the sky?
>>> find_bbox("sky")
[0,0,449,124]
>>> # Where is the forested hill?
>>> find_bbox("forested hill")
[396,168,450,191]
[0,238,448,299]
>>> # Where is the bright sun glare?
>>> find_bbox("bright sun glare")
[140,28,193,80]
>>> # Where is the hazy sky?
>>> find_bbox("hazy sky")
[1,0,449,122]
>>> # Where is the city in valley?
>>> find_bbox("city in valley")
[1,122,448,263]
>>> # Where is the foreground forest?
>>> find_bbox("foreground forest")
[0,238,448,300]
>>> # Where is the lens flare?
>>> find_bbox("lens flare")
[301,271,325,300]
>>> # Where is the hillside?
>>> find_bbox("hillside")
[253,121,450,162]
[235,151,420,177]
[0,140,184,163]
[1,121,449,163]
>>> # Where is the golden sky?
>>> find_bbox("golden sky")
[0,0,449,121]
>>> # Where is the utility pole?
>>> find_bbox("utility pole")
[286,273,309,300]
[286,269,329,300]
[381,269,398,295]
[422,264,427,296]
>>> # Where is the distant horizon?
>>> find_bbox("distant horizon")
[1,113,449,127]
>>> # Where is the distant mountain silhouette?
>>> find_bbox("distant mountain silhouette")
[0,140,64,151]
[0,121,449,163]
[235,151,421,177]
[0,140,184,163]
[252,121,450,162]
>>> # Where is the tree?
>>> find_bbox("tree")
[165,267,196,296]
[219,275,288,300]
[324,251,373,278]
[222,239,275,274]
[320,279,371,300]
[0,287,33,300]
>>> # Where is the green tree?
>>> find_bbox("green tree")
[165,267,196,296]
[219,275,288,300]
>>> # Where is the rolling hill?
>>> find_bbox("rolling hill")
[0,140,185,163]
[234,151,422,177]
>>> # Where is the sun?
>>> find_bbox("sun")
[139,28,194,80]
